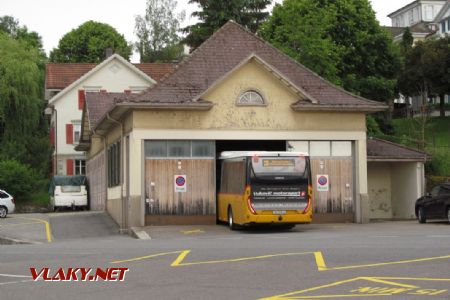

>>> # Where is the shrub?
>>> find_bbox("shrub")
[426,149,450,177]
[0,160,37,201]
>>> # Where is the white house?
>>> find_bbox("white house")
[45,54,175,176]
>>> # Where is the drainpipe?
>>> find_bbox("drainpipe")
[106,113,126,233]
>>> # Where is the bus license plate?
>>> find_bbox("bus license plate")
[273,210,286,215]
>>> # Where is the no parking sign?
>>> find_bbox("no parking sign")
[174,175,187,193]
[317,175,329,192]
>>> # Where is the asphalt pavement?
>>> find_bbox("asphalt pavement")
[0,214,449,300]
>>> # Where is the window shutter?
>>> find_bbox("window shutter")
[78,90,85,110]
[50,127,55,146]
[66,124,73,144]
[66,159,74,176]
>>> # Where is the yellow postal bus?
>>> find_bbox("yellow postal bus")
[217,151,312,230]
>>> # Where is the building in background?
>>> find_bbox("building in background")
[45,54,175,176]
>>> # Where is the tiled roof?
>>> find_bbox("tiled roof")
[46,64,96,90]
[367,138,429,161]
[128,21,386,112]
[85,92,123,130]
[46,62,176,89]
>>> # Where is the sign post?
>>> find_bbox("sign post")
[317,175,329,192]
[174,175,187,193]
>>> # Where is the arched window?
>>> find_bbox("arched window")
[237,90,265,106]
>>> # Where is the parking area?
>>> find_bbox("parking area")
[0,216,449,299]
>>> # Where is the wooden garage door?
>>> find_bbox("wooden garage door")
[145,159,215,217]
[311,158,354,218]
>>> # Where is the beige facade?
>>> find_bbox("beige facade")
[86,58,371,228]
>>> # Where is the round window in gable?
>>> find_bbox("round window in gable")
[237,90,265,106]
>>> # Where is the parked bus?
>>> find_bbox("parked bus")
[218,151,312,229]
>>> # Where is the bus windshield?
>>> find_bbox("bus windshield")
[251,156,307,179]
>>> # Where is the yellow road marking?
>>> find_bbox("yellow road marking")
[319,253,450,271]
[181,229,204,234]
[12,216,52,243]
[261,278,362,300]
[314,252,327,271]
[261,276,450,300]
[110,250,184,264]
[171,251,316,267]
[360,277,418,288]
[109,249,450,272]
[287,294,393,299]
[0,221,41,228]
[171,250,191,266]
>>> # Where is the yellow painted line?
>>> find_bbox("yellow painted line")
[110,250,184,264]
[288,294,393,299]
[181,229,204,234]
[12,216,52,243]
[361,277,418,288]
[261,276,450,300]
[171,251,316,267]
[321,254,450,271]
[314,251,327,271]
[374,276,450,282]
[0,221,41,228]
[171,250,191,266]
[260,278,362,300]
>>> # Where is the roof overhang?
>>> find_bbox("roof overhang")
[367,156,429,162]
[93,101,213,136]
[291,103,388,113]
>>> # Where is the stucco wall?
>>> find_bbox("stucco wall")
[133,60,366,132]
[368,162,393,219]
[391,162,424,219]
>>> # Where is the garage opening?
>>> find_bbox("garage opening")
[215,140,287,192]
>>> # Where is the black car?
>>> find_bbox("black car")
[415,183,450,223]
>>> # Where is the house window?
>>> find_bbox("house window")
[107,141,121,187]
[75,159,86,175]
[73,124,81,144]
[237,90,265,106]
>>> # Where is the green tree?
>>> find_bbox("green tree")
[50,21,132,63]
[0,160,37,201]
[183,0,272,49]
[0,32,50,173]
[400,27,414,54]
[260,0,401,103]
[135,0,185,62]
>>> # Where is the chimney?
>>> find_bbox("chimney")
[105,48,114,58]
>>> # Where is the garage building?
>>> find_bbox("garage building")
[77,21,416,229]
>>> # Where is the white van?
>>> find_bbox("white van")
[49,176,88,210]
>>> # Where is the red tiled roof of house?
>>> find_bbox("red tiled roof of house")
[45,62,176,89]
[128,21,386,112]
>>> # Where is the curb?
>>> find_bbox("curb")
[129,227,151,240]
[0,236,39,245]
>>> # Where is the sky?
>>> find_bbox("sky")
[1,0,413,62]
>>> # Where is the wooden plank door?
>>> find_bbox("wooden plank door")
[311,158,354,214]
[145,159,215,215]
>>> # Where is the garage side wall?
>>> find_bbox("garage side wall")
[86,150,106,211]
[391,162,424,219]
[367,162,393,219]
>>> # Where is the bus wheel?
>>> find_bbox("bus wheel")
[228,207,237,231]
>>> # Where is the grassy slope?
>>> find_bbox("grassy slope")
[391,117,450,176]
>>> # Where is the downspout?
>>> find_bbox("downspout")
[106,113,126,233]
